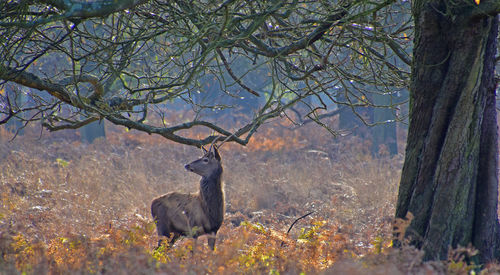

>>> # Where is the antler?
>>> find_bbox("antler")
[217,132,237,149]
[208,135,223,152]
[204,132,236,152]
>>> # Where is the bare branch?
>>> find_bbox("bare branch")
[280,211,315,247]
[247,5,351,57]
[0,0,148,27]
[42,116,100,131]
[216,48,260,97]
[0,64,72,104]
[0,0,411,147]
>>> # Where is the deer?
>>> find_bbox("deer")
[151,138,224,250]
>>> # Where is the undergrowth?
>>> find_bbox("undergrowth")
[1,117,498,274]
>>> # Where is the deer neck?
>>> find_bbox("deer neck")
[199,166,224,229]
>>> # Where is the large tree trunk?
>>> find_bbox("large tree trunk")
[395,0,499,263]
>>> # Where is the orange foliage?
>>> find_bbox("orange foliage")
[1,111,491,274]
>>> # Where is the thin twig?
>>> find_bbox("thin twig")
[216,48,260,97]
[281,211,314,247]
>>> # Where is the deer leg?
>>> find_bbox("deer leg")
[168,233,180,247]
[207,232,217,250]
[191,236,198,256]
[155,230,166,249]
[156,232,179,249]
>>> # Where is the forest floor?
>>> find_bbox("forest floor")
[0,117,496,274]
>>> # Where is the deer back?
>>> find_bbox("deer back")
[151,192,211,237]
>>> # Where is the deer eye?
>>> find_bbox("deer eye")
[203,158,209,163]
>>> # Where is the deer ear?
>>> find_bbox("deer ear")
[213,146,221,161]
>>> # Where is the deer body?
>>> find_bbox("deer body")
[151,146,224,250]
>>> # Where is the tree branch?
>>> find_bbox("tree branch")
[0,0,148,27]
[216,48,260,97]
[0,64,72,104]
[247,5,351,57]
[466,0,500,19]
[42,116,99,131]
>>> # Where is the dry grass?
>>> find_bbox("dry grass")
[0,119,494,274]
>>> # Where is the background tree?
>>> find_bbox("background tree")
[0,0,410,147]
[79,120,105,143]
[2,83,25,136]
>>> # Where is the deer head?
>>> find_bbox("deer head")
[185,139,221,177]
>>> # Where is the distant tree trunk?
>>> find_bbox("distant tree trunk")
[371,92,397,156]
[337,91,373,137]
[5,85,25,135]
[80,121,105,143]
[395,1,498,263]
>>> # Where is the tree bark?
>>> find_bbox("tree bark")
[395,0,499,262]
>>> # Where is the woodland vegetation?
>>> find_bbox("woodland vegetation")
[1,0,500,273]
[1,119,497,274]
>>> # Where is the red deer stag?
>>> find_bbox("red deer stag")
[151,139,224,250]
